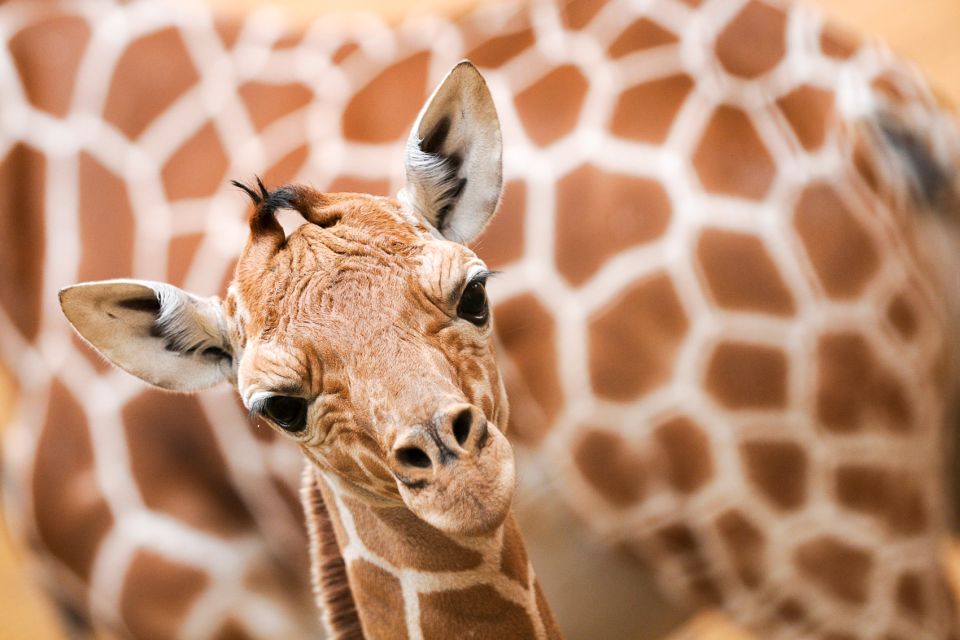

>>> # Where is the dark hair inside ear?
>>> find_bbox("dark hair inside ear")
[116,296,161,314]
[421,115,452,155]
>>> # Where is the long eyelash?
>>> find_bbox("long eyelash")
[475,269,499,282]
[248,397,268,421]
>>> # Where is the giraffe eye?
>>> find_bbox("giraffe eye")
[457,279,488,325]
[262,396,308,433]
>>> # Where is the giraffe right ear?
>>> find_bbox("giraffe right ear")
[59,280,234,392]
[401,60,503,244]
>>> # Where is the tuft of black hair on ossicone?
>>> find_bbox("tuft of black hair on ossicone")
[230,176,269,206]
[231,176,301,235]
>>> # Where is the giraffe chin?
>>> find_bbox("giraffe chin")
[396,422,516,537]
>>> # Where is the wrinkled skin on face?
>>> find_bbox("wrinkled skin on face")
[58,61,511,538]
[229,191,514,536]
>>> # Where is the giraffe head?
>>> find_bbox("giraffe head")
[59,62,516,537]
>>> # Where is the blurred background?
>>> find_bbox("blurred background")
[0,0,958,638]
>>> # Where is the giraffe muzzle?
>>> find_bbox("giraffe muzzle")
[388,403,516,536]
[390,403,488,485]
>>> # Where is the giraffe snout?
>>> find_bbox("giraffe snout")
[390,404,488,486]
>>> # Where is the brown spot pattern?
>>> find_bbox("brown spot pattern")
[270,476,305,529]
[816,333,912,433]
[794,183,879,298]
[610,75,693,145]
[167,233,205,288]
[715,1,787,79]
[853,136,881,194]
[123,391,256,536]
[696,228,795,315]
[715,510,765,588]
[238,81,312,131]
[0,144,45,341]
[589,274,687,401]
[79,153,135,282]
[776,598,807,624]
[121,550,209,639]
[104,28,199,139]
[331,42,359,65]
[693,105,775,199]
[32,379,113,581]
[896,572,926,618]
[820,26,859,59]
[161,122,228,201]
[500,516,529,585]
[346,499,482,571]
[325,176,391,196]
[777,86,835,151]
[835,465,926,536]
[824,633,858,640]
[689,576,724,605]
[211,620,254,640]
[706,342,787,409]
[515,65,588,146]
[573,428,646,507]
[263,145,309,185]
[608,18,678,57]
[653,416,713,494]
[349,559,407,640]
[886,293,918,340]
[343,52,429,143]
[741,440,807,510]
[471,180,526,270]
[494,294,564,443]
[536,581,563,640]
[9,16,90,117]
[562,0,606,30]
[466,29,535,68]
[795,536,872,604]
[658,523,699,556]
[556,165,671,285]
[419,584,536,639]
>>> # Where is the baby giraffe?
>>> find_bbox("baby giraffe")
[60,62,560,639]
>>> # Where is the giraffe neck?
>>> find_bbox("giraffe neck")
[304,466,560,640]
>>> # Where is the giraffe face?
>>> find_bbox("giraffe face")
[230,189,515,536]
[58,61,510,535]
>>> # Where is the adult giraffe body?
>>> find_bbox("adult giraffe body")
[2,0,960,638]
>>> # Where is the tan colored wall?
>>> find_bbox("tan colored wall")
[1,1,958,638]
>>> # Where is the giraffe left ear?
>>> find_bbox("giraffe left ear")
[59,279,233,392]
[401,60,503,244]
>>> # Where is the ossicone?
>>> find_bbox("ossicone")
[230,177,339,235]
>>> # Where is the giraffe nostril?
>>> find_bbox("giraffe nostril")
[452,408,473,447]
[396,446,432,469]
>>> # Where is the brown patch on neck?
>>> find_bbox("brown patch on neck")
[419,584,538,639]
[302,468,363,639]
[344,496,483,571]
[348,559,408,640]
[499,515,529,586]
